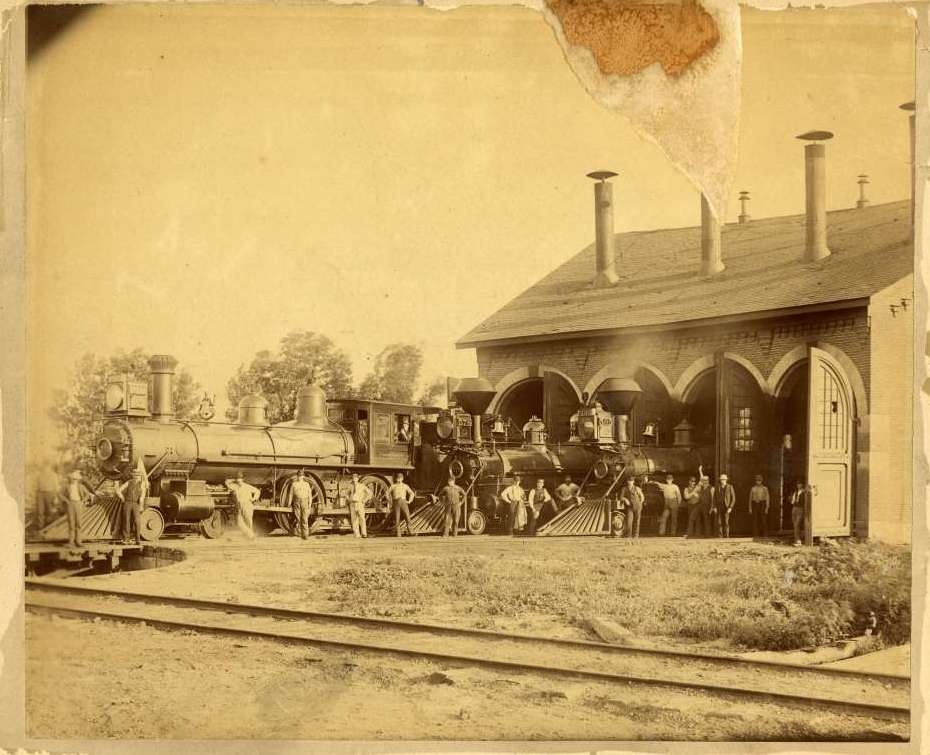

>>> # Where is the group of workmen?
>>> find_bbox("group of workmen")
[33,462,151,548]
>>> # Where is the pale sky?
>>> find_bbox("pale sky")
[26,4,915,446]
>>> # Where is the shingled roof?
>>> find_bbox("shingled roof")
[457,200,913,347]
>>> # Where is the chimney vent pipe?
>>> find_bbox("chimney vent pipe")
[797,131,833,262]
[738,191,751,224]
[856,175,870,209]
[901,102,916,229]
[587,171,619,286]
[700,194,724,275]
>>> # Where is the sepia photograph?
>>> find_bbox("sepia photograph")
[3,0,925,749]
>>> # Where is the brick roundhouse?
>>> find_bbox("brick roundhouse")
[457,147,913,544]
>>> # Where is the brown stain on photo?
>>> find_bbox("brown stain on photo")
[547,0,720,76]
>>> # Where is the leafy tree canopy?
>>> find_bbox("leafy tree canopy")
[358,343,424,404]
[225,331,354,424]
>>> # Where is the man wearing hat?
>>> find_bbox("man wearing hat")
[116,466,149,544]
[388,471,417,537]
[58,470,95,548]
[225,471,260,539]
[657,473,683,537]
[714,473,737,538]
[347,472,373,538]
[500,473,526,536]
[440,474,466,537]
[686,475,713,538]
[288,470,314,540]
[618,476,645,539]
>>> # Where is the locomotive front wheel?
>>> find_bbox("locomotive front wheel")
[466,509,487,536]
[200,510,225,539]
[138,508,165,542]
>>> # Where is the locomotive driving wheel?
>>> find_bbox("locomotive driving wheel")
[276,474,326,536]
[138,508,165,542]
[362,474,391,533]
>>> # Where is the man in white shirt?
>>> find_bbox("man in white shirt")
[288,469,314,540]
[348,472,373,538]
[225,471,260,539]
[657,473,683,536]
[500,473,526,536]
[388,471,416,537]
[748,474,771,538]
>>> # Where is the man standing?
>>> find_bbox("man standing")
[526,478,554,535]
[348,472,372,538]
[500,473,526,536]
[748,474,771,538]
[714,473,737,538]
[789,479,811,546]
[116,467,148,544]
[440,475,466,537]
[289,470,314,540]
[554,475,581,512]
[683,475,700,537]
[619,477,645,539]
[225,471,260,539]
[657,473,683,536]
[58,470,95,548]
[36,462,60,530]
[389,471,416,537]
[687,475,713,538]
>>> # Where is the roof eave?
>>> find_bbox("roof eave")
[455,297,872,350]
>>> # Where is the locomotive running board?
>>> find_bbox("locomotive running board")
[536,498,612,536]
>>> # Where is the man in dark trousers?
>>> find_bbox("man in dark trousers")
[619,477,645,539]
[789,479,812,546]
[714,473,737,538]
[116,466,148,544]
[748,474,771,537]
[440,475,466,537]
[59,470,95,549]
[388,471,416,537]
[686,475,713,538]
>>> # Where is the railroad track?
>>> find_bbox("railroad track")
[25,579,910,723]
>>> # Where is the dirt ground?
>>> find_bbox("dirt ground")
[24,532,911,741]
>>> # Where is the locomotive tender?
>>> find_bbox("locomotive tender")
[94,356,703,540]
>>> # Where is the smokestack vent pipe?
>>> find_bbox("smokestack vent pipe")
[700,193,724,275]
[900,102,915,229]
[148,355,178,424]
[587,171,619,286]
[797,131,834,262]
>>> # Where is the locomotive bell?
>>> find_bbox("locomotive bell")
[595,378,642,415]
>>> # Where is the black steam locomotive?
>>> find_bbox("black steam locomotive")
[92,355,703,540]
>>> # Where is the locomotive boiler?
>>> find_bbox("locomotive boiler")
[413,377,705,535]
[95,355,427,540]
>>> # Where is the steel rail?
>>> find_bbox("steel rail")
[24,579,909,685]
[25,594,908,724]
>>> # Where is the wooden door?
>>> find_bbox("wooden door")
[806,347,854,535]
[544,371,578,443]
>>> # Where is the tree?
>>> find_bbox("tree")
[225,331,354,424]
[48,348,201,483]
[417,376,448,408]
[358,344,423,403]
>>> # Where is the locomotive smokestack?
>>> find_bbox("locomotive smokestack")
[700,193,724,275]
[148,354,178,424]
[797,130,834,262]
[588,171,619,286]
[452,377,496,445]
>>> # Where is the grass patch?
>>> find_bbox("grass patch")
[311,540,909,651]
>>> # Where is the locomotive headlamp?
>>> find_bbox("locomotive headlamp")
[105,383,125,411]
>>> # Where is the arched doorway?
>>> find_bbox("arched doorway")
[494,370,580,443]
[774,362,809,533]
[682,355,768,536]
